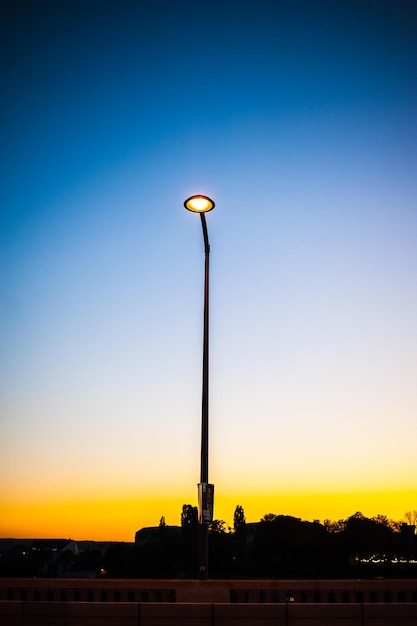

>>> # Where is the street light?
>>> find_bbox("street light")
[184,194,215,580]
[184,195,215,213]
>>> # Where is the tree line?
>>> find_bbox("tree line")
[2,507,415,579]
[105,506,416,579]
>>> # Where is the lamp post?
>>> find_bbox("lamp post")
[184,194,215,580]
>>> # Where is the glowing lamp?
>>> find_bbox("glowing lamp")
[184,195,215,213]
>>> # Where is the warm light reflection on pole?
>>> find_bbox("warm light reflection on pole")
[184,194,215,580]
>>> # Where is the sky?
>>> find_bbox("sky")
[1,0,416,542]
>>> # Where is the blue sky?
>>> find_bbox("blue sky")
[1,0,416,540]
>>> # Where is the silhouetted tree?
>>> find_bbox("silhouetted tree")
[337,512,396,570]
[181,504,198,528]
[249,515,334,577]
[233,505,246,533]
[231,505,247,571]
[180,504,198,575]
[209,519,227,534]
[324,518,345,533]
[405,510,417,526]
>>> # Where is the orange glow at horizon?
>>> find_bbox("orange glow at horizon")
[1,488,416,542]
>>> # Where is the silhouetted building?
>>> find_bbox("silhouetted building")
[135,526,181,546]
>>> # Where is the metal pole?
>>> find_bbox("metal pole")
[199,212,210,579]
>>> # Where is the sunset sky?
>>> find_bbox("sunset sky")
[1,0,416,541]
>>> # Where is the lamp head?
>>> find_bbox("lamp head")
[184,195,215,213]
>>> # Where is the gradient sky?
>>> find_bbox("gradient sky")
[1,0,416,541]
